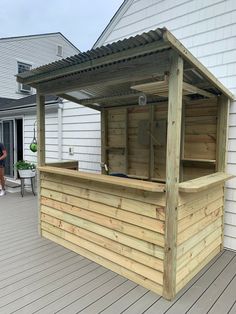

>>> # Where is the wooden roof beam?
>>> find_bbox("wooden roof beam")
[182,82,216,98]
[79,91,142,106]
[163,29,235,100]
[59,93,101,111]
[36,51,170,95]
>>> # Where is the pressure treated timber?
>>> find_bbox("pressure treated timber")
[101,109,108,174]
[2,193,235,313]
[131,81,215,98]
[216,95,230,172]
[38,166,165,193]
[179,172,234,193]
[216,95,230,250]
[45,160,78,170]
[37,51,170,95]
[176,183,225,292]
[40,171,167,208]
[37,121,231,301]
[163,52,183,300]
[15,27,234,303]
[162,29,235,100]
[107,98,218,182]
[40,180,166,222]
[39,169,166,296]
[36,93,45,236]
[36,94,45,167]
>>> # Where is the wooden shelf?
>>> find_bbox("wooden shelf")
[39,166,166,193]
[181,158,216,164]
[105,146,126,150]
[131,81,215,98]
[127,174,149,180]
[151,177,166,183]
[179,172,234,193]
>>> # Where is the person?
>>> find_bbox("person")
[0,142,7,196]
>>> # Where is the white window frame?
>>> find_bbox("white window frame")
[17,61,32,94]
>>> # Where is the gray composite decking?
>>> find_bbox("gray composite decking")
[0,192,236,314]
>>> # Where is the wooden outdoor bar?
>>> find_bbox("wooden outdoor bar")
[17,28,234,300]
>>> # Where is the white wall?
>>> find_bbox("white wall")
[23,101,101,173]
[24,110,59,164]
[0,33,78,99]
[61,101,101,173]
[96,0,236,250]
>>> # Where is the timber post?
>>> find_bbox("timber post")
[163,51,183,299]
[36,92,45,236]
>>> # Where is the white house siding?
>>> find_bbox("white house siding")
[61,101,101,173]
[23,101,101,173]
[0,34,78,99]
[24,110,59,164]
[95,0,236,250]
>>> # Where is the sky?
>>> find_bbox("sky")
[0,0,124,51]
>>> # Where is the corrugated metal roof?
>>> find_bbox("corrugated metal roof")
[17,28,166,83]
[16,27,234,100]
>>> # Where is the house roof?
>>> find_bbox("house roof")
[0,95,59,111]
[16,28,234,102]
[0,97,15,107]
[0,32,80,52]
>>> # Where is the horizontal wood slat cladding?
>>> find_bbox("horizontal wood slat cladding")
[39,171,166,294]
[42,230,163,295]
[41,175,165,216]
[41,221,163,285]
[39,173,227,297]
[38,95,223,298]
[106,98,217,181]
[175,184,224,292]
[184,98,217,163]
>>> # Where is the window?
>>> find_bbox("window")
[57,45,63,57]
[17,62,32,93]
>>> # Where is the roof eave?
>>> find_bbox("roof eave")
[162,29,235,101]
[16,40,170,85]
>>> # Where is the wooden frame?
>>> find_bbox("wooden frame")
[18,29,234,300]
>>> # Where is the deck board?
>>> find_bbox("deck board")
[0,192,235,314]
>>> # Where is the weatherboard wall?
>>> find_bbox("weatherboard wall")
[0,34,78,99]
[95,0,236,250]
[23,101,101,173]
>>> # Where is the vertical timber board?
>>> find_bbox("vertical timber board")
[216,95,230,172]
[163,52,183,299]
[216,95,230,250]
[125,108,128,174]
[101,108,108,174]
[149,104,154,180]
[36,93,45,236]
[179,102,185,182]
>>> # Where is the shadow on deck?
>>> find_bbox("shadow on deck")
[0,192,235,314]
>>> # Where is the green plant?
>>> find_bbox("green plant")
[15,160,36,171]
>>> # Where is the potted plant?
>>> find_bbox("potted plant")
[15,160,36,178]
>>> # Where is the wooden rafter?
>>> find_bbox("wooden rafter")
[59,93,101,111]
[79,91,142,106]
[36,51,170,95]
[163,29,235,100]
[131,80,216,98]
